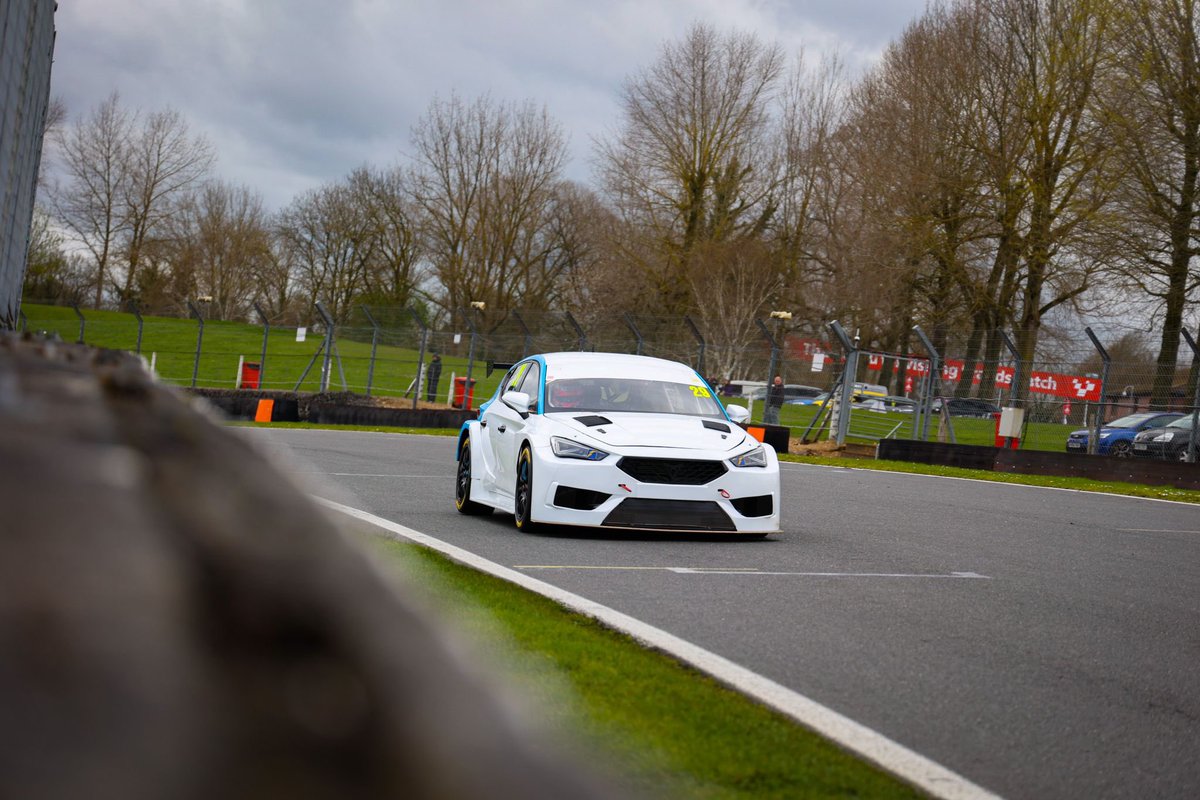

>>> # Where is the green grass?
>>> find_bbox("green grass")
[21,303,506,402]
[726,401,1073,453]
[779,453,1200,504]
[362,535,925,799]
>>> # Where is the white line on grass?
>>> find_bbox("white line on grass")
[316,496,1004,800]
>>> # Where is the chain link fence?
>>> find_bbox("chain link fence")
[19,299,1200,459]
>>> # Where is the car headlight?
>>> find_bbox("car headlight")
[1098,432,1109,439]
[1152,431,1176,442]
[729,446,767,468]
[551,436,609,461]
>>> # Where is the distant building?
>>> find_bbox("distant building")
[0,0,56,328]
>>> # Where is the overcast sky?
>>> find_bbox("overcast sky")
[50,1,930,211]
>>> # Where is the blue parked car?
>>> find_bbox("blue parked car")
[1065,411,1184,457]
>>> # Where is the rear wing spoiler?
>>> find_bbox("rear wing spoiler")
[486,361,516,377]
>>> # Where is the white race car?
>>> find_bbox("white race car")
[454,352,781,535]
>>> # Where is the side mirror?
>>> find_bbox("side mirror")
[501,390,533,418]
[725,404,750,424]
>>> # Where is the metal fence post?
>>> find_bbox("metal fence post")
[460,306,479,389]
[913,326,942,442]
[623,313,644,355]
[253,302,270,388]
[565,311,589,351]
[998,329,1023,407]
[359,306,381,397]
[186,299,205,388]
[684,315,706,377]
[410,307,429,410]
[755,318,781,387]
[1083,327,1111,455]
[1181,329,1200,463]
[127,302,144,354]
[512,310,533,357]
[315,302,336,393]
[72,304,85,344]
[827,321,857,445]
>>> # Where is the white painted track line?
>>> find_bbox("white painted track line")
[317,497,1004,800]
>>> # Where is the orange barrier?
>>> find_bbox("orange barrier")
[254,399,275,423]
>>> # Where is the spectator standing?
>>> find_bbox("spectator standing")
[426,353,443,402]
[764,375,784,425]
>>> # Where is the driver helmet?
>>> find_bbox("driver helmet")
[550,381,584,408]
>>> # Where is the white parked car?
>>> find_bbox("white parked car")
[454,352,781,535]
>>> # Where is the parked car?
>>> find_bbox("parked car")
[808,384,890,407]
[857,395,917,413]
[455,352,781,534]
[1065,411,1184,457]
[1131,414,1198,461]
[931,397,1002,418]
[747,383,825,403]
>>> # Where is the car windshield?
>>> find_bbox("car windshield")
[1107,413,1160,429]
[545,377,725,417]
[1164,415,1196,430]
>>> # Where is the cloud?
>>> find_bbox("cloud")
[49,0,927,210]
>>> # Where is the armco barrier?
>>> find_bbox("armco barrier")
[877,439,1200,491]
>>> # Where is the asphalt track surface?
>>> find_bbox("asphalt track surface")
[245,428,1200,800]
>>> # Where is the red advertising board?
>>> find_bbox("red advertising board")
[994,367,1101,401]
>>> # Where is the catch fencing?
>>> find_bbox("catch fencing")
[18,299,1200,460]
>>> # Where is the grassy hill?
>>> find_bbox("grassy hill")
[20,303,504,403]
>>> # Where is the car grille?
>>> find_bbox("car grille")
[617,457,726,485]
[602,499,735,531]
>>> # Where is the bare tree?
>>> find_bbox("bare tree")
[276,180,376,323]
[1102,0,1200,406]
[50,92,132,306]
[48,94,213,308]
[167,181,272,320]
[995,0,1118,388]
[347,166,425,308]
[597,23,787,314]
[409,93,567,325]
[119,107,215,305]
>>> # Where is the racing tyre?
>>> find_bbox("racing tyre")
[455,435,491,515]
[1110,440,1132,458]
[514,445,539,532]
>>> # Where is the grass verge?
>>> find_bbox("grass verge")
[361,534,925,800]
[778,452,1200,504]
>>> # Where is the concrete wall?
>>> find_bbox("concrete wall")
[0,0,56,327]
